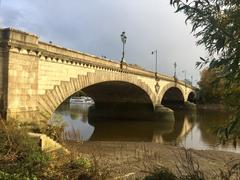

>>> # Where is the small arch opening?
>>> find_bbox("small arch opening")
[161,87,184,109]
[187,92,195,103]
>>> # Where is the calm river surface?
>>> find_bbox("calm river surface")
[52,103,240,153]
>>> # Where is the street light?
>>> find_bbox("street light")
[182,70,187,82]
[151,50,160,93]
[182,70,187,94]
[151,50,158,80]
[120,31,127,69]
[174,62,177,79]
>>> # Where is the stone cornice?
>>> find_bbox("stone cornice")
[1,27,194,89]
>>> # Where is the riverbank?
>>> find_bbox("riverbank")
[66,141,240,179]
[197,103,227,111]
[2,118,239,179]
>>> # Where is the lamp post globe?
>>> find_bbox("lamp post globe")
[120,31,127,68]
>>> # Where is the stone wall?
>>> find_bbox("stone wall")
[38,59,95,95]
[0,28,40,122]
[0,45,5,117]
[7,49,39,122]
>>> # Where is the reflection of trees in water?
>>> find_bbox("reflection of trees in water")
[70,112,81,121]
[70,104,93,122]
[161,110,196,144]
[196,111,232,146]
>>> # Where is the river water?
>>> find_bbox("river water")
[52,102,240,153]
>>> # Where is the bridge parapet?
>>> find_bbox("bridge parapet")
[1,28,193,88]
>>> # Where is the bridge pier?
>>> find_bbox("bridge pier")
[154,104,174,122]
[184,101,197,110]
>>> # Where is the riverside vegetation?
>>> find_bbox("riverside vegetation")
[170,0,240,144]
[0,119,111,179]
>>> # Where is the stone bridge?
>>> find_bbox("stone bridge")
[0,28,195,123]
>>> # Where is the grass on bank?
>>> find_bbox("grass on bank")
[0,120,49,179]
[0,119,110,179]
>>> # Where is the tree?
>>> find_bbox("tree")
[170,0,240,85]
[198,67,240,105]
[198,68,225,103]
[170,0,240,144]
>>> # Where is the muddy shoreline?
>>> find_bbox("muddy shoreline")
[66,141,240,179]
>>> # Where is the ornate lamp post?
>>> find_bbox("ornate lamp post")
[182,70,187,94]
[120,31,127,69]
[182,70,187,82]
[151,50,160,93]
[174,62,177,79]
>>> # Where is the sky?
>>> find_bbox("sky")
[0,0,207,84]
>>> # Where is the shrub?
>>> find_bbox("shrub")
[72,156,93,169]
[0,119,49,178]
[44,113,65,142]
[0,170,36,180]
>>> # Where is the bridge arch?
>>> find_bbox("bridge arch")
[158,82,185,105]
[82,81,153,107]
[37,71,155,122]
[187,91,196,103]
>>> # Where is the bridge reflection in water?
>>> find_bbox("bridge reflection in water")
[52,101,240,152]
[53,102,196,145]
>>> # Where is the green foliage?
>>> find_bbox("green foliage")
[0,170,37,180]
[198,68,225,103]
[71,156,93,169]
[217,111,240,147]
[44,113,65,142]
[170,0,240,143]
[170,0,240,84]
[198,67,240,105]
[0,120,49,179]
[60,154,110,179]
[198,67,240,145]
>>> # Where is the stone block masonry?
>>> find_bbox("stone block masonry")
[0,28,195,124]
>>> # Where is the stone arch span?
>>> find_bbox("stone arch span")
[37,70,155,122]
[158,82,185,105]
[187,91,195,103]
[82,81,154,108]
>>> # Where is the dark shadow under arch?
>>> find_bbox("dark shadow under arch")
[56,81,155,121]
[187,92,195,103]
[161,87,184,109]
[82,81,153,109]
